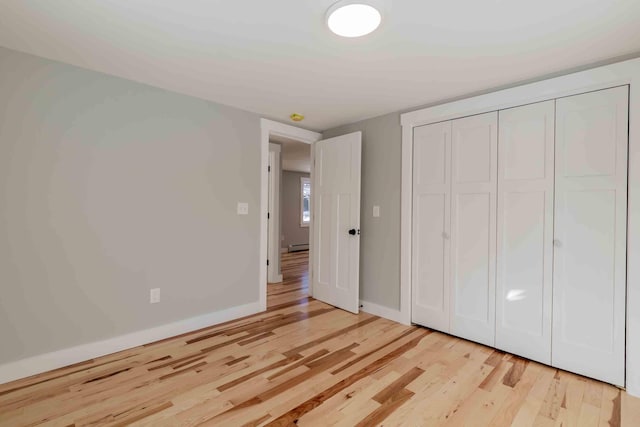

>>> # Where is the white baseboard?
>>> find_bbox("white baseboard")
[0,300,263,386]
[268,273,283,284]
[359,300,409,325]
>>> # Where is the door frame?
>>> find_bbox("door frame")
[260,119,322,310]
[267,143,283,283]
[400,57,640,396]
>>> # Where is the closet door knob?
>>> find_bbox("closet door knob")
[553,239,562,248]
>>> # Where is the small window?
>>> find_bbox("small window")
[301,177,311,227]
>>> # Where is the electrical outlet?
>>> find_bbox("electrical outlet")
[150,288,161,304]
[237,202,249,215]
[373,205,380,218]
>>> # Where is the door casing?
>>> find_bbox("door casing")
[260,119,321,310]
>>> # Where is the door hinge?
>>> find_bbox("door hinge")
[267,259,269,266]
[268,165,271,172]
[267,212,270,219]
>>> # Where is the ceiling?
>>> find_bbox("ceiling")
[1,1,639,131]
[271,135,311,173]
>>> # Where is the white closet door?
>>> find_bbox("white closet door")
[412,121,452,332]
[450,112,498,347]
[496,101,554,364]
[553,86,628,386]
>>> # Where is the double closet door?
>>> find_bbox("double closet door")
[411,113,498,347]
[411,86,628,386]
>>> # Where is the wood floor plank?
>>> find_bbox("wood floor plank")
[355,388,414,427]
[583,379,604,408]
[621,391,640,427]
[509,366,557,427]
[561,373,588,427]
[372,366,423,404]
[603,388,622,427]
[537,370,571,423]
[478,358,508,392]
[577,402,602,427]
[503,357,530,388]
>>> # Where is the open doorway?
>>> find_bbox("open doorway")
[278,138,312,252]
[271,136,312,287]
[267,137,311,284]
[259,119,321,310]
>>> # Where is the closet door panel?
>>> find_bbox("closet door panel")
[450,112,497,347]
[496,101,554,364]
[553,86,628,386]
[455,193,491,320]
[412,121,451,332]
[455,126,492,182]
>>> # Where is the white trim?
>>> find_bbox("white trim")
[0,301,262,386]
[401,62,635,128]
[359,300,408,325]
[309,140,316,297]
[399,124,413,326]
[260,124,269,310]
[260,119,321,307]
[399,56,640,398]
[263,119,322,145]
[268,143,283,283]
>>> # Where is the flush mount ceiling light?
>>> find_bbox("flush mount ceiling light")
[326,1,382,38]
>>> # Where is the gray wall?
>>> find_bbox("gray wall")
[322,113,401,310]
[0,47,261,364]
[281,171,310,249]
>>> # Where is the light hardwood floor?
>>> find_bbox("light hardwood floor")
[1,250,639,426]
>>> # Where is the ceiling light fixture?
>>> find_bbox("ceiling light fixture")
[326,1,382,38]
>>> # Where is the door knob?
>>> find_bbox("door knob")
[348,228,360,236]
[553,239,562,248]
[442,232,450,240]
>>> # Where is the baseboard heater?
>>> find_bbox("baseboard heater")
[288,243,309,253]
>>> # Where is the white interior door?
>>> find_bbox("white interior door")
[412,121,452,332]
[553,86,628,386]
[496,101,555,364]
[450,112,498,347]
[312,132,362,313]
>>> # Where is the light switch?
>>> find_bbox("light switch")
[237,202,249,215]
[150,288,160,304]
[373,205,380,218]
